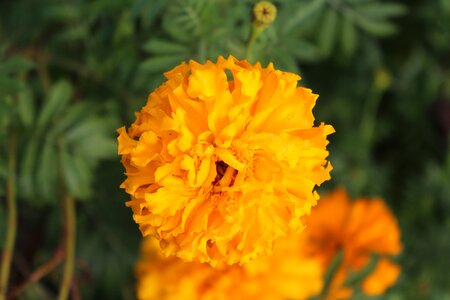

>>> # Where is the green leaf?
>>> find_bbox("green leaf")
[60,150,92,200]
[142,39,187,54]
[162,0,211,41]
[352,13,398,36]
[17,89,35,127]
[64,117,110,145]
[0,97,13,129]
[114,11,134,43]
[37,80,72,131]
[139,55,186,74]
[318,9,340,57]
[54,25,88,42]
[52,102,97,136]
[44,4,81,22]
[132,0,167,28]
[341,17,358,57]
[289,39,322,62]
[170,0,205,33]
[0,77,23,97]
[19,138,39,198]
[283,0,327,34]
[76,136,117,160]
[354,2,407,19]
[0,56,33,74]
[36,142,58,202]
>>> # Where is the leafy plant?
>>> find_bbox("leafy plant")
[0,0,449,299]
[18,80,117,203]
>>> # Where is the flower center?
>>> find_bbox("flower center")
[213,161,237,188]
[215,161,228,181]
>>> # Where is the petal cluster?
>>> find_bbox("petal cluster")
[118,56,333,265]
[300,188,402,298]
[135,236,323,300]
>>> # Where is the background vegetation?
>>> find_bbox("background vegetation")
[0,0,449,299]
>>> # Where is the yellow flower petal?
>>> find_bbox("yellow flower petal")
[135,234,323,300]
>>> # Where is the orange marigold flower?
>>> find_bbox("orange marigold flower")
[300,188,402,298]
[118,56,333,266]
[135,236,323,300]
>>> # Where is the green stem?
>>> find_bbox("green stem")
[58,194,76,300]
[0,129,17,300]
[314,250,343,300]
[245,25,263,62]
[9,247,64,299]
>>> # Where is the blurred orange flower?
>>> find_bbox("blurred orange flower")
[118,56,333,266]
[136,236,323,300]
[301,188,402,298]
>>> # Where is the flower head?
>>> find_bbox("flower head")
[136,235,323,300]
[118,56,333,266]
[300,188,402,298]
[253,1,277,28]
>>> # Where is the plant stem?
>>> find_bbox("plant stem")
[8,248,64,299]
[245,25,263,62]
[0,129,17,300]
[58,194,76,300]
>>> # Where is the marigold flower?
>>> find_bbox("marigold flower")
[135,236,323,300]
[300,188,402,298]
[118,56,333,265]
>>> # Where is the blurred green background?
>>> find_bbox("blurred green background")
[0,0,449,299]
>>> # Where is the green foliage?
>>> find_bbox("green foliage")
[133,0,407,75]
[16,80,117,203]
[0,0,449,299]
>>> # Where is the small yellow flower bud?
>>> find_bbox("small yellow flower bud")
[253,1,277,28]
